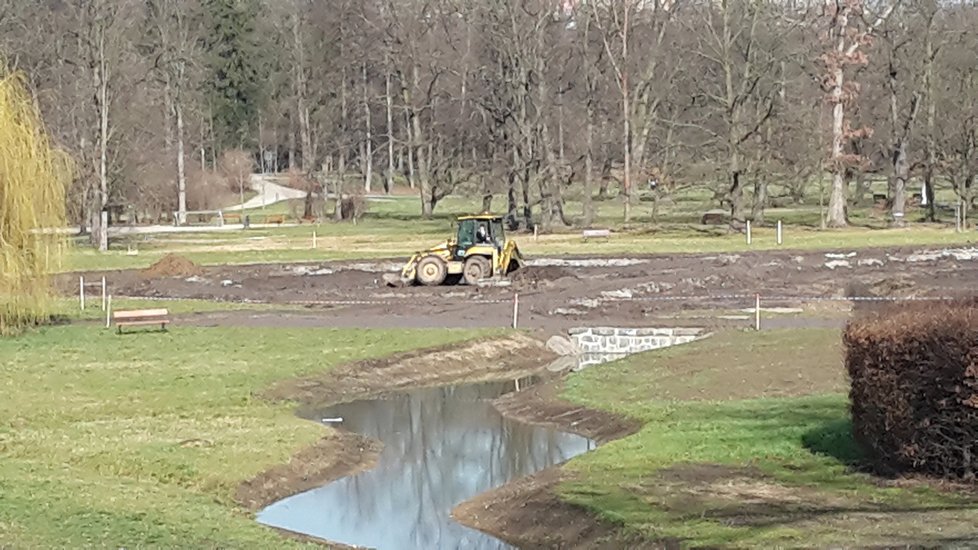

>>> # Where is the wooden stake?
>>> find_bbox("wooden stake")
[755,294,761,331]
[512,293,520,329]
[101,277,107,311]
[79,276,85,310]
[746,221,752,246]
[312,230,318,249]
[105,295,112,329]
[777,220,783,245]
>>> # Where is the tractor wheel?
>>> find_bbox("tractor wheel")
[463,256,492,286]
[415,256,447,286]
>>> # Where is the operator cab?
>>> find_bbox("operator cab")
[454,215,505,259]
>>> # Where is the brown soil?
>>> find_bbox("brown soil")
[61,245,978,333]
[491,381,641,444]
[453,468,668,550]
[263,333,557,406]
[140,254,203,279]
[235,431,382,511]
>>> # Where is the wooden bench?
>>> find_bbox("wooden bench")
[700,210,727,225]
[582,229,612,242]
[113,309,170,333]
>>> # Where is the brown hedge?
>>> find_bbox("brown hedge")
[845,299,978,480]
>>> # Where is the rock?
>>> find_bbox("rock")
[546,335,582,356]
[824,260,852,270]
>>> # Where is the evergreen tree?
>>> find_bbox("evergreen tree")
[201,0,266,150]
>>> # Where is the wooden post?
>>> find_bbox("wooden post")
[79,276,85,310]
[512,293,520,329]
[746,221,752,246]
[101,277,107,311]
[534,225,538,242]
[956,203,963,233]
[105,295,112,329]
[777,220,783,245]
[312,230,318,249]
[755,294,761,331]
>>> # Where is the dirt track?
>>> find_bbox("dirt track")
[61,244,978,332]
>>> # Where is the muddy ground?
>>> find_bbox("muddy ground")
[61,245,978,333]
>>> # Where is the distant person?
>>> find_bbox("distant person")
[476,225,489,243]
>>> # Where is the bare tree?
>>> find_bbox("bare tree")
[819,0,897,227]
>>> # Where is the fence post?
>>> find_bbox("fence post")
[105,295,112,329]
[755,294,761,331]
[746,221,752,246]
[312,230,318,249]
[777,220,783,246]
[79,276,85,310]
[512,293,520,329]
[101,277,107,311]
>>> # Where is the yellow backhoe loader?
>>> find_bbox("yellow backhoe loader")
[386,214,524,286]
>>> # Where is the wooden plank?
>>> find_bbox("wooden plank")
[113,309,169,320]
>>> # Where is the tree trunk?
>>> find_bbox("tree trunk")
[405,66,431,218]
[385,68,395,194]
[751,178,767,224]
[583,101,595,227]
[96,22,109,252]
[924,24,937,222]
[891,141,910,227]
[827,31,848,227]
[176,96,187,224]
[292,11,312,172]
[288,111,296,171]
[362,63,373,193]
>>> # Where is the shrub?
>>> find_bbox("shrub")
[845,300,978,480]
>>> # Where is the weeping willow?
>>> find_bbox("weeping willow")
[0,62,72,335]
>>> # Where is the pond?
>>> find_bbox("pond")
[257,378,595,550]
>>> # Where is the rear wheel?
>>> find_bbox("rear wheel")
[463,256,492,286]
[416,256,447,286]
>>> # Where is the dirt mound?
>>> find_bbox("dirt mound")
[868,275,917,297]
[141,254,203,279]
[510,266,577,289]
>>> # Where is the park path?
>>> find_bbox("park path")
[224,175,309,212]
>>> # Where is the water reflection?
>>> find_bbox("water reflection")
[257,379,595,550]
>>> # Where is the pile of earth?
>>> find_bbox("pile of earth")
[510,266,577,289]
[141,254,204,278]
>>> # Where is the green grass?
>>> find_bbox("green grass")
[58,180,978,273]
[0,325,486,548]
[53,298,299,323]
[64,221,977,273]
[558,329,978,547]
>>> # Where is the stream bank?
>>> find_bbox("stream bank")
[238,331,661,549]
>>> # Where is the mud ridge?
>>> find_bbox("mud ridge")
[451,380,655,550]
[263,333,558,407]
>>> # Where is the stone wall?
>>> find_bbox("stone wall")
[568,327,704,357]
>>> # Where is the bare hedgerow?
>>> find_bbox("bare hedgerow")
[845,299,978,480]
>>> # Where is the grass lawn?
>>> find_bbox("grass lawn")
[0,324,487,548]
[65,221,977,273]
[559,329,978,547]
[57,183,978,272]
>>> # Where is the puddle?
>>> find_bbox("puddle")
[257,379,595,549]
